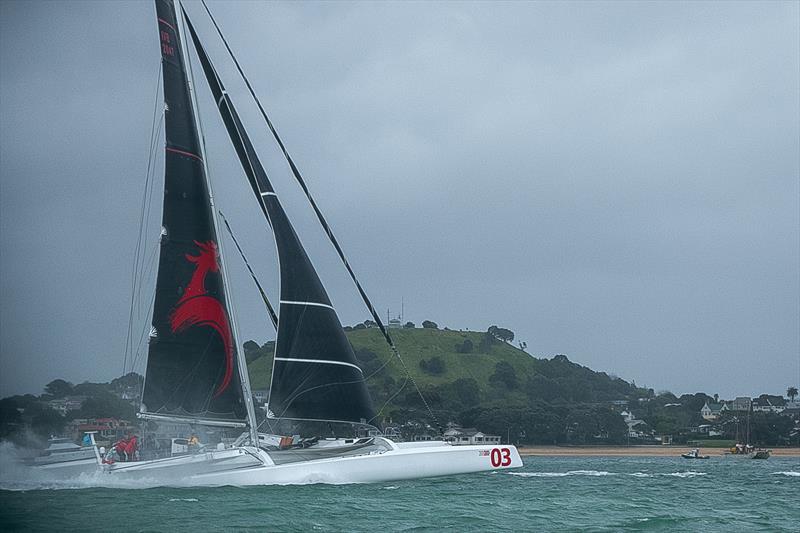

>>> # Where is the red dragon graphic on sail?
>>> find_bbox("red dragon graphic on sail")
[169,240,233,398]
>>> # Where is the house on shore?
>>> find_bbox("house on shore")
[68,417,137,444]
[47,395,87,415]
[620,409,652,439]
[443,426,501,446]
[732,396,751,412]
[752,396,785,414]
[700,401,727,421]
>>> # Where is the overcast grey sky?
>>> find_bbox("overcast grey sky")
[1,0,798,399]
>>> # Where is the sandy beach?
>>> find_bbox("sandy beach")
[517,446,800,457]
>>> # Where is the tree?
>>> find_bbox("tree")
[44,379,73,398]
[788,386,798,402]
[25,403,66,438]
[489,361,518,390]
[564,406,627,444]
[243,340,261,363]
[525,374,566,401]
[419,356,445,375]
[363,320,377,328]
[478,332,496,353]
[71,393,136,421]
[0,398,22,438]
[355,348,384,376]
[403,321,415,329]
[455,339,473,354]
[450,378,481,407]
[750,412,794,446]
[422,320,438,329]
[488,325,514,343]
[110,372,143,391]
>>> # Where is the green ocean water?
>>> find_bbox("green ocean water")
[1,456,798,532]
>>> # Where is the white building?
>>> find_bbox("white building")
[443,426,501,446]
[732,396,751,412]
[752,397,785,414]
[700,401,726,421]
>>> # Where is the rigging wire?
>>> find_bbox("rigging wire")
[129,241,160,373]
[219,211,278,329]
[198,0,440,430]
[124,61,164,376]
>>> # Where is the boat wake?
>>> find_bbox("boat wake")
[507,470,613,477]
[507,470,708,479]
[0,442,177,491]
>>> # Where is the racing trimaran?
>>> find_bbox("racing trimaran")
[98,0,522,485]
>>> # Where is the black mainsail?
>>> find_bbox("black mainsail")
[184,15,375,426]
[140,0,248,426]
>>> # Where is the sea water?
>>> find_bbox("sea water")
[1,455,798,531]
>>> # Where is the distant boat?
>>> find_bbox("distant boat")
[681,449,709,459]
[27,434,100,476]
[724,444,771,459]
[749,449,771,460]
[724,406,770,459]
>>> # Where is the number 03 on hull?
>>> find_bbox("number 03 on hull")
[197,442,523,486]
[109,440,523,486]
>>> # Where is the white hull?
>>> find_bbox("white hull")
[31,457,101,478]
[104,440,522,486]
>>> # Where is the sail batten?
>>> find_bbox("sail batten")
[184,12,375,426]
[140,0,247,425]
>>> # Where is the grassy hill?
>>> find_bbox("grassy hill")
[248,328,530,389]
[246,326,642,408]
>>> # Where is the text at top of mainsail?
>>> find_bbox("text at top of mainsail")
[183,13,375,426]
[140,0,247,426]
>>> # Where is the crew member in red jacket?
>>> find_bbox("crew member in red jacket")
[114,437,129,461]
[124,434,138,462]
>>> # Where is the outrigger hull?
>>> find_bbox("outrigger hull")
[104,440,523,486]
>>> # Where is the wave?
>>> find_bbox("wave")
[508,470,708,479]
[508,470,613,477]
[169,498,199,502]
[771,471,800,477]
[661,471,707,478]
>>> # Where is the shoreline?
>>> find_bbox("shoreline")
[517,446,800,457]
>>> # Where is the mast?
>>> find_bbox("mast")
[140,0,248,427]
[174,0,259,445]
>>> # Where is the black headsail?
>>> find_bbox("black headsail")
[184,15,375,426]
[140,0,247,426]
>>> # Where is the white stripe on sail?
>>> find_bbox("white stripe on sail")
[280,300,334,311]
[274,357,362,373]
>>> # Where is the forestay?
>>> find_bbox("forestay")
[184,15,376,426]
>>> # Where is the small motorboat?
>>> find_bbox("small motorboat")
[26,433,101,476]
[681,448,709,459]
[749,449,771,460]
[724,443,771,459]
